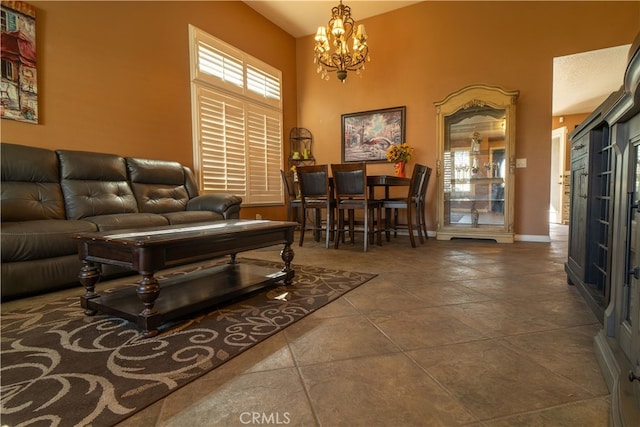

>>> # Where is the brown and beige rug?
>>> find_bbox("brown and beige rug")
[0,258,376,426]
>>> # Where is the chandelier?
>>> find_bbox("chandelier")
[313,0,370,82]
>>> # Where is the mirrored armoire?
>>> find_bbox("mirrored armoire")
[434,84,519,243]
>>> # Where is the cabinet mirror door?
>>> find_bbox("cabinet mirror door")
[444,107,507,228]
[435,84,519,243]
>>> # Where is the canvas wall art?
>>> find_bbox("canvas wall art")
[341,106,406,163]
[1,0,38,124]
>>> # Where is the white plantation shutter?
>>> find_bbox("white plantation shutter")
[192,28,244,94]
[197,42,243,90]
[246,63,281,104]
[194,87,246,194]
[189,25,283,205]
[246,105,282,203]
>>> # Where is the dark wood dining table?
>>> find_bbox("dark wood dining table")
[299,174,410,244]
[366,175,410,199]
[322,174,410,199]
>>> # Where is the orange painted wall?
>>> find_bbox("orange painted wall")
[296,1,639,237]
[1,1,297,221]
[3,2,639,230]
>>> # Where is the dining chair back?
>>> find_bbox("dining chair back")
[418,166,432,239]
[331,163,382,252]
[383,163,428,247]
[281,170,301,225]
[296,165,334,248]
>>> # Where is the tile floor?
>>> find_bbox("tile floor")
[117,224,610,426]
[9,225,612,426]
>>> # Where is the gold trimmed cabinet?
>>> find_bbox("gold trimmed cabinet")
[434,84,519,243]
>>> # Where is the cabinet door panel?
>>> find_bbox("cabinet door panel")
[622,127,640,383]
[567,155,588,279]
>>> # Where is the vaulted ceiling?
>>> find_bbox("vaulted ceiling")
[244,1,631,116]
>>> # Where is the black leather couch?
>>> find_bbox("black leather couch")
[1,142,243,300]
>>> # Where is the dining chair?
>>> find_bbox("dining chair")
[331,163,382,252]
[382,163,429,248]
[296,164,334,248]
[280,169,301,226]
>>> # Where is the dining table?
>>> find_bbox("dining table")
[296,173,410,245]
[321,174,411,199]
[366,175,410,199]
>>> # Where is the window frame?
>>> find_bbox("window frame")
[189,25,283,206]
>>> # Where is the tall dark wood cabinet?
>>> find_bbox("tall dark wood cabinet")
[566,94,620,320]
[567,33,640,426]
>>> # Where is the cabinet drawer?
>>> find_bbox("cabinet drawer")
[571,135,589,158]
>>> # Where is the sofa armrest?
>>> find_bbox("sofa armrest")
[187,194,242,219]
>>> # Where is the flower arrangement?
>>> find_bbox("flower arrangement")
[386,143,414,163]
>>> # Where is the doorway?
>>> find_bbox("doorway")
[549,127,566,224]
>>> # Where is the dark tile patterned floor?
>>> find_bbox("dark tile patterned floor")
[9,225,611,426]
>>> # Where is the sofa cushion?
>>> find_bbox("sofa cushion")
[127,157,190,213]
[57,150,138,220]
[1,219,97,262]
[131,183,190,213]
[2,182,67,221]
[1,143,66,221]
[83,213,169,231]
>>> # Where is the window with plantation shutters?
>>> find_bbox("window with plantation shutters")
[189,25,283,205]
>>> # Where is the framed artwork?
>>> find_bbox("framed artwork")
[341,106,406,163]
[1,0,38,124]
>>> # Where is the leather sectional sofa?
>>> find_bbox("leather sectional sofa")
[1,142,243,300]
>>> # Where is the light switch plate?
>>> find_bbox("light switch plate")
[516,158,527,168]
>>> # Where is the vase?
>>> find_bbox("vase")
[394,161,406,177]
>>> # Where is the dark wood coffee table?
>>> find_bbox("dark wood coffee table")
[73,220,297,337]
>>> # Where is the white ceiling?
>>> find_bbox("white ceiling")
[553,44,630,116]
[243,1,423,38]
[244,0,631,116]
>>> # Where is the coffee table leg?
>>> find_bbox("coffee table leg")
[137,273,160,316]
[280,243,295,285]
[79,261,100,315]
[135,273,162,337]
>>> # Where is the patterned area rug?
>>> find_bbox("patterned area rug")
[1,258,376,426]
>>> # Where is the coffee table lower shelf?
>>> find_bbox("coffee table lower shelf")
[81,262,293,336]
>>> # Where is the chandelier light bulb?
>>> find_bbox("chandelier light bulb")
[315,26,328,43]
[332,18,345,36]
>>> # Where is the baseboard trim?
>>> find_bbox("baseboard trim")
[389,230,437,238]
[421,232,551,242]
[515,234,551,243]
